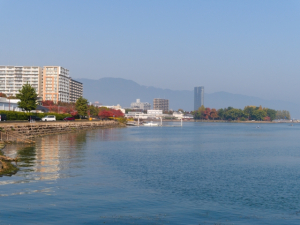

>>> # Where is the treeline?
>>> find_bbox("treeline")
[193,105,291,121]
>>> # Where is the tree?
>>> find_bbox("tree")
[198,105,205,120]
[217,108,225,120]
[210,108,218,120]
[252,109,267,121]
[75,97,88,117]
[16,83,38,112]
[276,110,291,120]
[89,105,99,117]
[0,93,7,98]
[203,108,211,120]
[243,106,256,120]
[224,108,243,120]
[42,100,55,106]
[266,109,276,121]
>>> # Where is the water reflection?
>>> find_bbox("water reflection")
[1,131,88,182]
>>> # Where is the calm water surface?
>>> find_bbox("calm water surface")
[1,122,300,224]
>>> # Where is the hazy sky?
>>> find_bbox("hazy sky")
[1,0,300,103]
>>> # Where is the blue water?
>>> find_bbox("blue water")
[1,122,300,224]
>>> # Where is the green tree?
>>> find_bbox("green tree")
[252,109,267,121]
[243,106,256,120]
[16,83,38,112]
[75,97,88,117]
[198,105,205,120]
[89,104,99,116]
[224,108,243,120]
[217,108,225,120]
[266,109,277,121]
[276,110,291,120]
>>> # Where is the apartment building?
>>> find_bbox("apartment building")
[70,79,83,103]
[0,66,42,97]
[130,99,151,110]
[43,66,70,103]
[153,98,169,112]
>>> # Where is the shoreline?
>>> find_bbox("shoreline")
[144,119,294,124]
[0,120,125,143]
[0,120,125,176]
[0,142,18,176]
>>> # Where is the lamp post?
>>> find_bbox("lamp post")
[8,89,10,111]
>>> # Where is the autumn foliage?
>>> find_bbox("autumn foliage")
[42,101,77,115]
[98,108,124,119]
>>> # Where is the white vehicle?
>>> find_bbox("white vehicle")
[42,115,56,122]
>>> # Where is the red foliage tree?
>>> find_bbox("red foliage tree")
[98,109,124,119]
[210,108,218,120]
[203,108,211,120]
[42,100,55,106]
[0,93,7,98]
[98,110,114,118]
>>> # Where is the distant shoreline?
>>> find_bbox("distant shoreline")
[154,119,295,124]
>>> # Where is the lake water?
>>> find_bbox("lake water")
[1,122,300,224]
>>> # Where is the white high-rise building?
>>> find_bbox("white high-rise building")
[0,66,42,97]
[130,99,151,110]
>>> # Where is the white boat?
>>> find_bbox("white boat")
[143,121,159,126]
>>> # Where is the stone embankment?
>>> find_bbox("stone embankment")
[0,120,125,176]
[0,142,18,176]
[0,120,125,143]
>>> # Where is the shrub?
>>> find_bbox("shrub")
[0,111,71,121]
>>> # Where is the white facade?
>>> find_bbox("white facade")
[130,99,151,110]
[173,111,184,119]
[104,104,125,114]
[147,110,163,116]
[0,97,22,111]
[0,66,42,97]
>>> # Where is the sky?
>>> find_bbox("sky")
[1,0,300,103]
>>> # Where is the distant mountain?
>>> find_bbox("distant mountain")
[77,77,300,118]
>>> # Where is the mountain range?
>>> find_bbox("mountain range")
[77,77,299,118]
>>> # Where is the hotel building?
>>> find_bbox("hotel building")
[153,98,169,112]
[0,66,42,97]
[43,66,70,103]
[70,79,83,103]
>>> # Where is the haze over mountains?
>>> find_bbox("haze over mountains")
[78,78,299,118]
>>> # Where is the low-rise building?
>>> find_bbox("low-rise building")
[147,110,163,116]
[173,111,184,119]
[0,97,48,112]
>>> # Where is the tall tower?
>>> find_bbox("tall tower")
[194,86,204,111]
